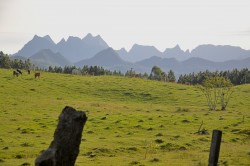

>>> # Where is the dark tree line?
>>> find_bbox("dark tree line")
[46,65,176,82]
[3,50,249,86]
[0,51,34,70]
[46,65,124,76]
[178,69,250,85]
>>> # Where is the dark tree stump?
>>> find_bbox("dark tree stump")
[35,106,88,166]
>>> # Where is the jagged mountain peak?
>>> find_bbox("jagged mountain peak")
[58,38,66,44]
[81,33,109,49]
[83,33,104,41]
[67,36,82,42]
[33,34,39,39]
[173,44,181,50]
[14,35,57,58]
[163,44,190,61]
[164,44,182,53]
[129,44,159,53]
[31,35,54,44]
[43,35,54,43]
[84,33,94,39]
[95,34,101,38]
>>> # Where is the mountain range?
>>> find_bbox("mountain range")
[14,33,109,63]
[11,34,250,75]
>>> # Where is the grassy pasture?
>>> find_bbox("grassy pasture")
[0,69,249,166]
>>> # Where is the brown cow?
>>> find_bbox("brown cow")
[13,71,19,77]
[35,72,40,78]
[16,69,22,75]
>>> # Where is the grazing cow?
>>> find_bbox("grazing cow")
[28,70,31,74]
[35,72,40,78]
[13,71,19,77]
[16,69,22,75]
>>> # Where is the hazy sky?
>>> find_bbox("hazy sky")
[1,0,250,54]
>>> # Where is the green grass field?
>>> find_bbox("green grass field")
[0,69,249,166]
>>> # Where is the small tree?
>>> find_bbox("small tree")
[0,52,11,68]
[149,66,163,81]
[168,70,176,82]
[198,77,234,111]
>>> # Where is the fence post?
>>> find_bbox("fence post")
[35,106,87,166]
[208,130,222,166]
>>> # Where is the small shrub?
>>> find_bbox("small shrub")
[20,162,31,166]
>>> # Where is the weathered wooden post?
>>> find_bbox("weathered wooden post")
[208,130,222,166]
[35,106,88,166]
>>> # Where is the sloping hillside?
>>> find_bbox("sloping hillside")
[0,69,249,166]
